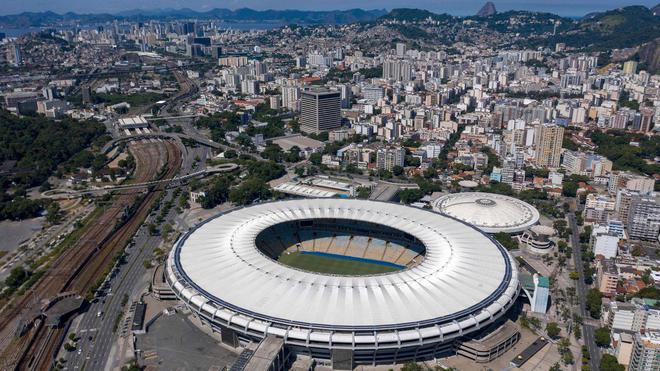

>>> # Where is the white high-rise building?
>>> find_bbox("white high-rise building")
[630,331,660,371]
[281,86,300,111]
[376,147,405,171]
[338,84,352,109]
[383,60,413,82]
[396,42,407,57]
[534,123,564,168]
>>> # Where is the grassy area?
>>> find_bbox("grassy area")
[278,251,400,276]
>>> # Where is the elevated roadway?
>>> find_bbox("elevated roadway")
[42,163,239,199]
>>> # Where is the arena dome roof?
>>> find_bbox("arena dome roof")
[432,192,540,234]
[168,199,518,335]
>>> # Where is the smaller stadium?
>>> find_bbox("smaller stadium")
[432,192,540,234]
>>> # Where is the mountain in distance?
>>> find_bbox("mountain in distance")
[379,8,455,22]
[582,11,603,19]
[476,2,497,17]
[652,3,660,16]
[0,8,388,28]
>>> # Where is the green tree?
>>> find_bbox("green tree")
[546,322,561,338]
[573,325,581,340]
[586,289,603,318]
[398,189,424,204]
[247,161,286,182]
[4,266,31,291]
[309,152,322,166]
[46,202,62,224]
[200,176,231,209]
[599,354,624,371]
[594,327,611,347]
[262,143,283,162]
[229,178,271,205]
[494,232,519,250]
[356,186,371,199]
[223,149,237,159]
[285,146,301,163]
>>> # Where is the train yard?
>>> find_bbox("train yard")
[0,140,182,370]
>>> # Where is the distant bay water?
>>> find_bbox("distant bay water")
[0,27,44,37]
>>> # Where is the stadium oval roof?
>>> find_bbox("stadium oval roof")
[432,192,540,234]
[168,199,519,335]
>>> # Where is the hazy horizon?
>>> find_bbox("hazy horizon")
[0,0,657,17]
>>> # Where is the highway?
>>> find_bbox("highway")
[62,146,211,370]
[568,212,600,371]
[42,163,238,199]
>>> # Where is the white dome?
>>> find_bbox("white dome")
[433,192,540,233]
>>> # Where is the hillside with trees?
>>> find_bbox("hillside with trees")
[0,110,108,220]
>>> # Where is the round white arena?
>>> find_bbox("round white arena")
[432,192,540,234]
[167,199,520,365]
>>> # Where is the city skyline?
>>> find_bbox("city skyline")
[0,0,658,17]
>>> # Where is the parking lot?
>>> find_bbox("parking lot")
[135,311,239,370]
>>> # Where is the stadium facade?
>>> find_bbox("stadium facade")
[166,199,520,366]
[432,192,540,234]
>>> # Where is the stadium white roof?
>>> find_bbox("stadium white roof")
[273,183,337,198]
[433,192,540,234]
[169,199,518,331]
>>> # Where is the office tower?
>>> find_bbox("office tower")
[300,90,341,134]
[629,332,660,371]
[534,124,564,168]
[362,86,384,102]
[623,60,638,75]
[183,22,195,35]
[376,147,405,171]
[396,42,407,57]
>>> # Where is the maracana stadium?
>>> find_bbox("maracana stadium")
[166,198,521,366]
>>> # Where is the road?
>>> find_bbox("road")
[567,212,600,370]
[62,207,166,370]
[43,163,238,199]
[62,138,212,371]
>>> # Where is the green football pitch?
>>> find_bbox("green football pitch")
[277,251,401,275]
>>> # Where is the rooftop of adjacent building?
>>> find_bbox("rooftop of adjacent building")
[637,331,660,348]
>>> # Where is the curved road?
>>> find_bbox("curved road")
[42,164,239,199]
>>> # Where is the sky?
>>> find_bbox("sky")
[0,0,657,17]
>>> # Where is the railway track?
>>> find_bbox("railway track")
[0,140,181,370]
